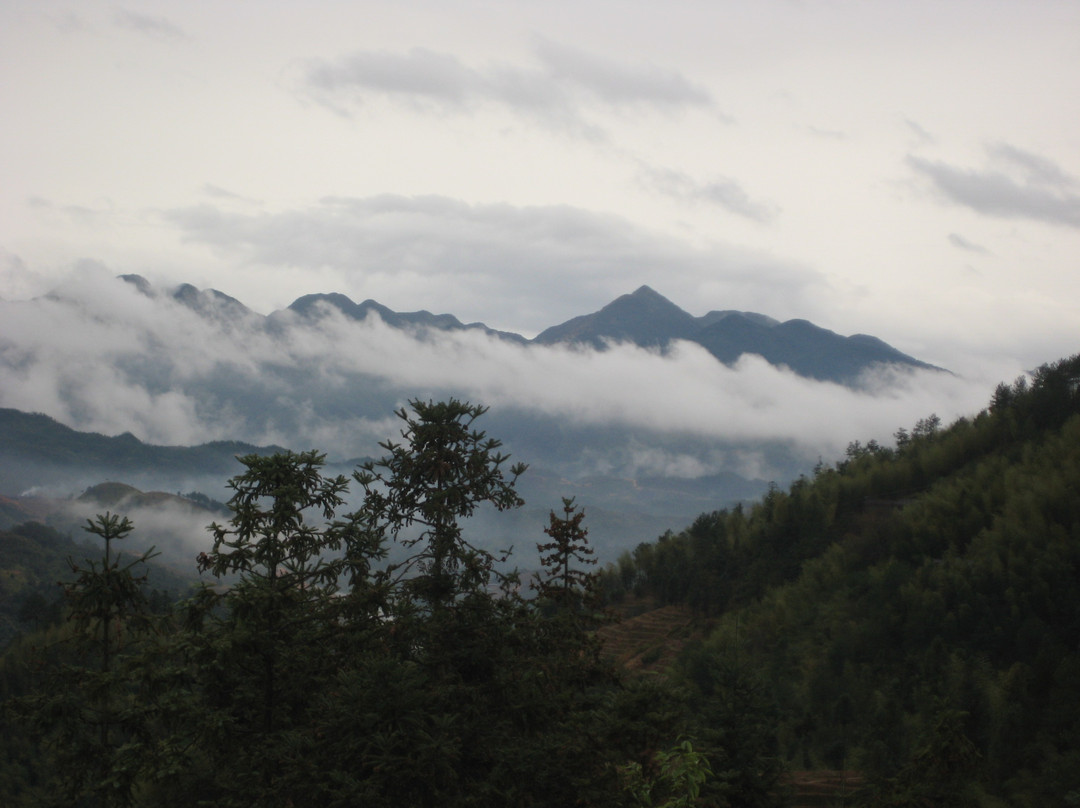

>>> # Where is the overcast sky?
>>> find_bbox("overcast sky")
[2,0,1078,380]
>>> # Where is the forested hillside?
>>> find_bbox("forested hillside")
[3,357,1077,805]
[603,353,1080,804]
[0,401,761,807]
[0,520,190,647]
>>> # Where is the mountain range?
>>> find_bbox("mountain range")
[0,406,758,562]
[0,274,962,562]
[532,285,941,383]
[138,277,941,385]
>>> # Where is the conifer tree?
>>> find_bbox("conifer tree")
[534,496,597,612]
[183,449,377,806]
[352,398,526,606]
[14,512,159,807]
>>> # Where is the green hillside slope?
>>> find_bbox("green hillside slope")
[603,353,1080,804]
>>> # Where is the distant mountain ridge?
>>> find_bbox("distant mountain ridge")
[0,406,768,561]
[534,285,701,348]
[122,276,942,384]
[0,407,285,492]
[283,292,528,343]
[534,285,941,383]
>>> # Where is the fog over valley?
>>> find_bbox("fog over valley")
[1,1,1076,558]
[1,271,994,472]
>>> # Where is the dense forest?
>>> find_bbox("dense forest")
[601,353,1080,805]
[0,400,746,807]
[1,355,1078,805]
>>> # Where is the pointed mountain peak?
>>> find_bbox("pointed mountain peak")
[630,284,661,298]
[615,285,678,309]
[534,286,697,348]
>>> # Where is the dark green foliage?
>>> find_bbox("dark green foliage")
[352,398,527,606]
[620,739,713,808]
[534,497,598,608]
[866,706,983,808]
[5,399,724,806]
[675,645,784,807]
[7,513,162,807]
[602,352,1080,803]
[176,449,372,805]
[0,522,86,645]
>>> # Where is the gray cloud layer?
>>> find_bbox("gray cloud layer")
[530,38,713,108]
[300,40,714,135]
[947,233,988,254]
[908,144,1080,228]
[162,195,813,333]
[637,166,778,222]
[113,9,188,41]
[990,143,1077,189]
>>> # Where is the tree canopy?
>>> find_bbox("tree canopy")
[601,353,1080,804]
[2,398,770,807]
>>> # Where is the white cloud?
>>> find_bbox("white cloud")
[0,250,50,300]
[61,496,216,564]
[0,275,1003,480]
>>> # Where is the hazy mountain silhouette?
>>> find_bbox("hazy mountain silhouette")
[120,275,941,383]
[282,292,528,343]
[534,285,942,383]
[0,407,285,493]
[533,285,701,349]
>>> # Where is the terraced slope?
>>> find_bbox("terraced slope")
[785,771,865,807]
[596,604,699,673]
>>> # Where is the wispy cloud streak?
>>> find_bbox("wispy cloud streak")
[299,40,714,136]
[908,145,1080,228]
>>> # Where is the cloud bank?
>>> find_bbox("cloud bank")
[0,271,1005,484]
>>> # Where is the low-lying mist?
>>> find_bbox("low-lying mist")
[0,271,1006,485]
